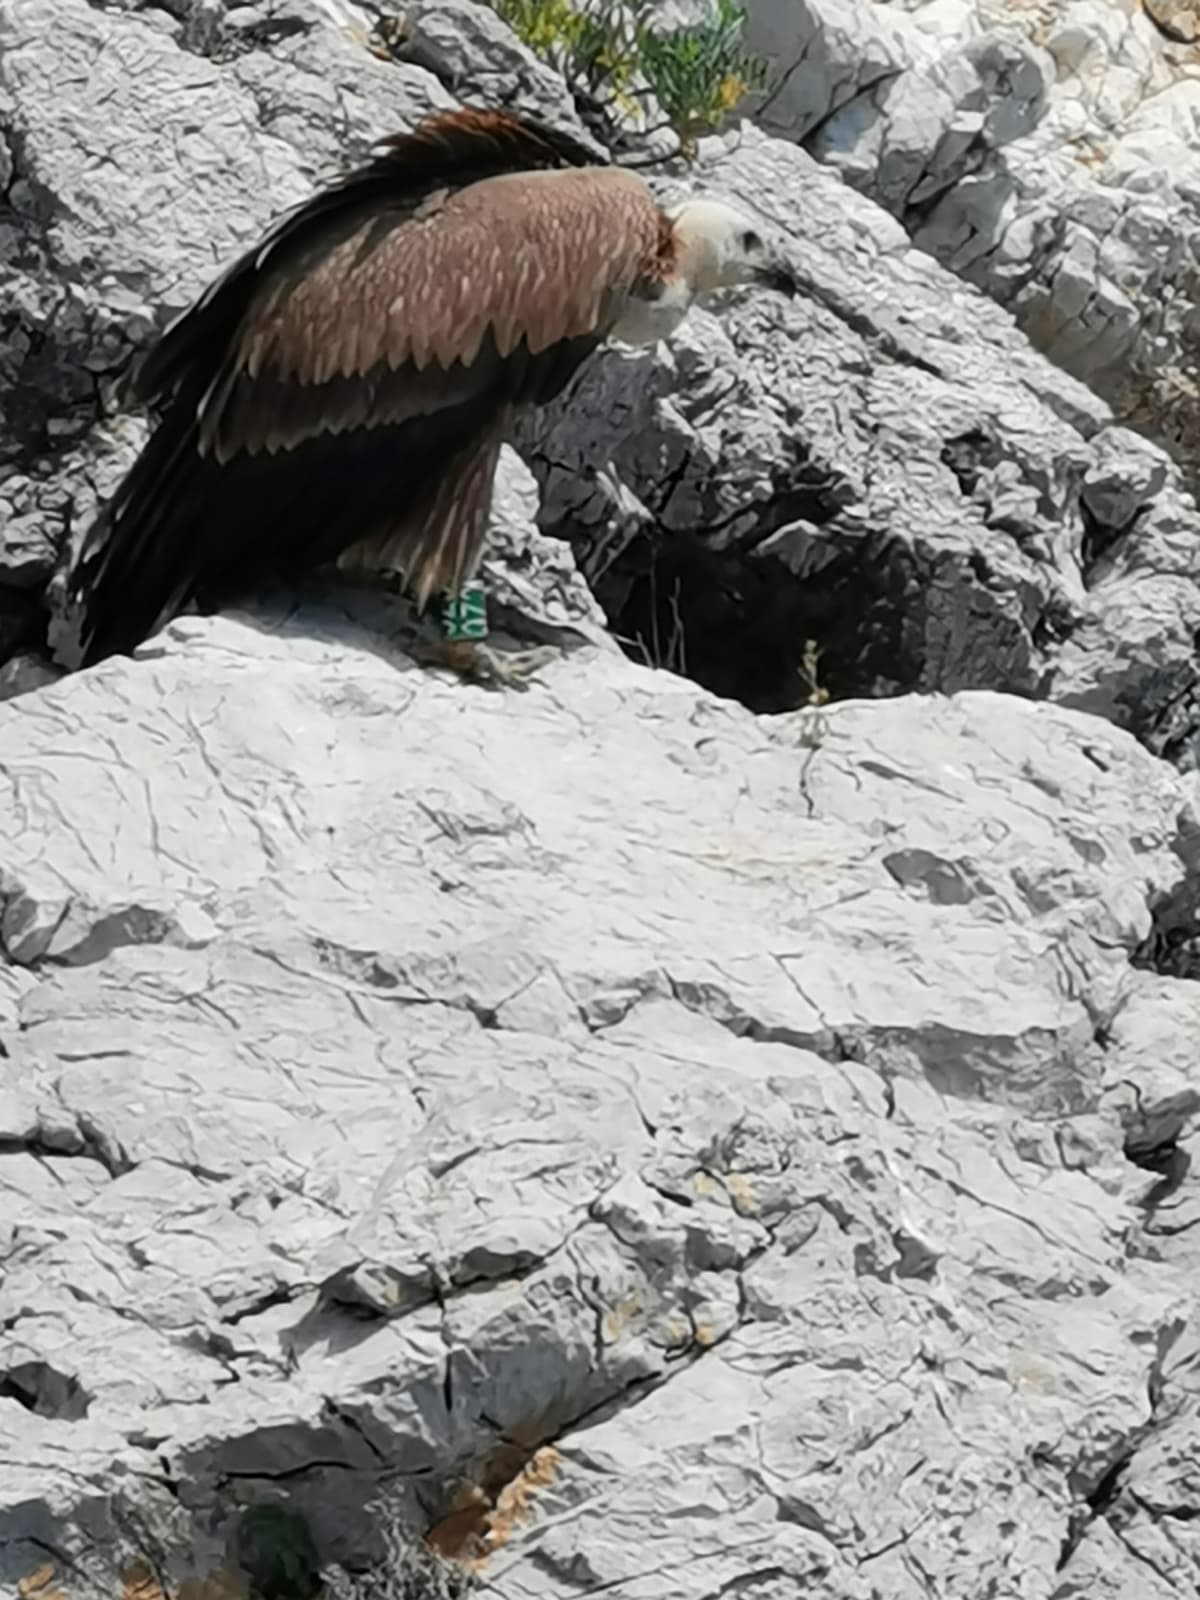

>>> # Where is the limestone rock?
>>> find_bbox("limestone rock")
[398,0,605,153]
[0,650,63,702]
[736,0,1200,483]
[3,593,1200,1596]
[5,0,1200,768]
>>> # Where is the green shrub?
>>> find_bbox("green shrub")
[489,0,767,153]
[634,0,767,147]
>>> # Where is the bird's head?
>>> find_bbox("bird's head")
[667,197,799,302]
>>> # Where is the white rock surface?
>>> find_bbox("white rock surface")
[3,586,1200,1597]
[399,0,607,154]
[738,0,1200,472]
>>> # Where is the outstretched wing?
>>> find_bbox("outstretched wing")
[72,110,670,666]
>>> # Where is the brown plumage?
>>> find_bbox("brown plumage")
[70,106,795,672]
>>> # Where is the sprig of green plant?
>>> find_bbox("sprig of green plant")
[490,0,594,59]
[632,0,767,151]
[488,0,766,153]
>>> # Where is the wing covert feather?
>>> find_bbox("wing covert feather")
[201,167,663,458]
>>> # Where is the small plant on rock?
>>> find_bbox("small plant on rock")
[798,637,830,708]
[488,0,767,154]
[633,0,767,150]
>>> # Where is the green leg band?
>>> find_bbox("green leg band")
[439,579,488,642]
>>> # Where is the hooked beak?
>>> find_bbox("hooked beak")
[755,259,799,298]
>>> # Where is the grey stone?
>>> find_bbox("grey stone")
[479,447,618,647]
[399,0,605,154]
[0,651,63,701]
[5,0,1200,766]
[737,0,1200,485]
[1101,972,1200,1158]
[0,598,1196,1587]
[1080,427,1171,531]
[746,0,908,147]
[3,591,1200,1594]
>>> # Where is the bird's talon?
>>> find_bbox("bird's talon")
[425,638,556,689]
[484,644,559,687]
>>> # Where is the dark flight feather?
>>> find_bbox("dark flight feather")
[71,107,665,667]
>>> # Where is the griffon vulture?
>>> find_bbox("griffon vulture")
[69,107,797,685]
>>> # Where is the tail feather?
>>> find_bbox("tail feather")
[72,397,207,663]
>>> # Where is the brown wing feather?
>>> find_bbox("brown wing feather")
[131,106,609,412]
[200,165,664,461]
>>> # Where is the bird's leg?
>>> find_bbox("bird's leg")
[413,579,557,689]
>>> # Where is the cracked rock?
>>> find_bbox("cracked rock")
[4,587,1200,1594]
[527,127,1200,763]
[5,0,1200,769]
[735,0,1200,489]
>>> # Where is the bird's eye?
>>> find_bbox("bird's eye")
[741,229,761,251]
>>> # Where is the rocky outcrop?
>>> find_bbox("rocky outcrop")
[8,0,1200,761]
[736,0,1200,484]
[530,126,1200,764]
[4,584,1200,1599]
[5,0,1200,1594]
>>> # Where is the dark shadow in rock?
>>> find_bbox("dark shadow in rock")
[0,1360,92,1420]
[1133,859,1200,982]
[0,584,45,663]
[1131,1140,1192,1218]
[586,524,925,714]
[940,425,1005,497]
